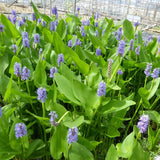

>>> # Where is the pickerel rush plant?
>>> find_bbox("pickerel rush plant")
[0,2,160,160]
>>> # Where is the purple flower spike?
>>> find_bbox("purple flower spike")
[22,17,26,23]
[94,12,99,20]
[57,54,64,67]
[42,21,46,27]
[137,114,149,134]
[151,68,159,79]
[86,20,90,26]
[77,7,80,12]
[75,38,82,46]
[32,13,36,21]
[75,13,78,17]
[50,22,55,31]
[34,33,40,43]
[129,39,134,51]
[14,62,21,77]
[81,26,84,32]
[117,69,123,75]
[67,127,78,144]
[117,40,125,57]
[21,66,30,80]
[37,18,41,24]
[134,22,139,27]
[0,24,4,32]
[68,40,73,48]
[117,28,122,41]
[22,32,28,39]
[135,34,138,40]
[15,123,27,139]
[11,9,16,16]
[49,111,59,126]
[144,63,152,77]
[81,20,86,26]
[135,46,140,55]
[12,44,18,54]
[50,67,57,78]
[37,87,47,103]
[81,31,85,37]
[52,7,58,15]
[23,38,29,48]
[55,20,58,26]
[97,81,106,97]
[11,16,17,24]
[95,22,98,28]
[95,30,99,37]
[18,20,24,27]
[0,106,2,117]
[96,48,101,56]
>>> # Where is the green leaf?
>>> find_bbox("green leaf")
[89,33,106,54]
[50,125,68,159]
[31,1,40,19]
[105,144,118,160]
[120,132,135,158]
[53,32,90,75]
[146,78,160,100]
[137,30,142,45]
[56,19,66,40]
[54,73,80,105]
[102,19,114,44]
[99,99,135,114]
[78,136,101,151]
[72,79,100,109]
[43,28,53,43]
[148,125,155,150]
[63,116,84,128]
[0,52,9,76]
[138,87,150,109]
[69,143,94,160]
[129,142,150,160]
[123,19,135,40]
[0,133,16,154]
[25,139,45,158]
[87,63,102,88]
[1,14,20,39]
[34,59,47,87]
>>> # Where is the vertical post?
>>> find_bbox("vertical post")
[153,4,158,21]
[73,0,76,15]
[50,0,52,16]
[91,0,93,15]
[125,0,131,19]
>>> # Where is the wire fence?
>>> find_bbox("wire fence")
[0,0,160,26]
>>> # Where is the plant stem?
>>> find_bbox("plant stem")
[26,80,37,114]
[58,111,69,124]
[124,99,142,139]
[42,102,45,118]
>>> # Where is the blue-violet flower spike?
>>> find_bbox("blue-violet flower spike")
[37,87,47,103]
[14,62,21,77]
[57,54,64,67]
[97,81,106,97]
[137,114,149,134]
[67,127,78,144]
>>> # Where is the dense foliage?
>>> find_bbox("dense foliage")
[0,2,160,160]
